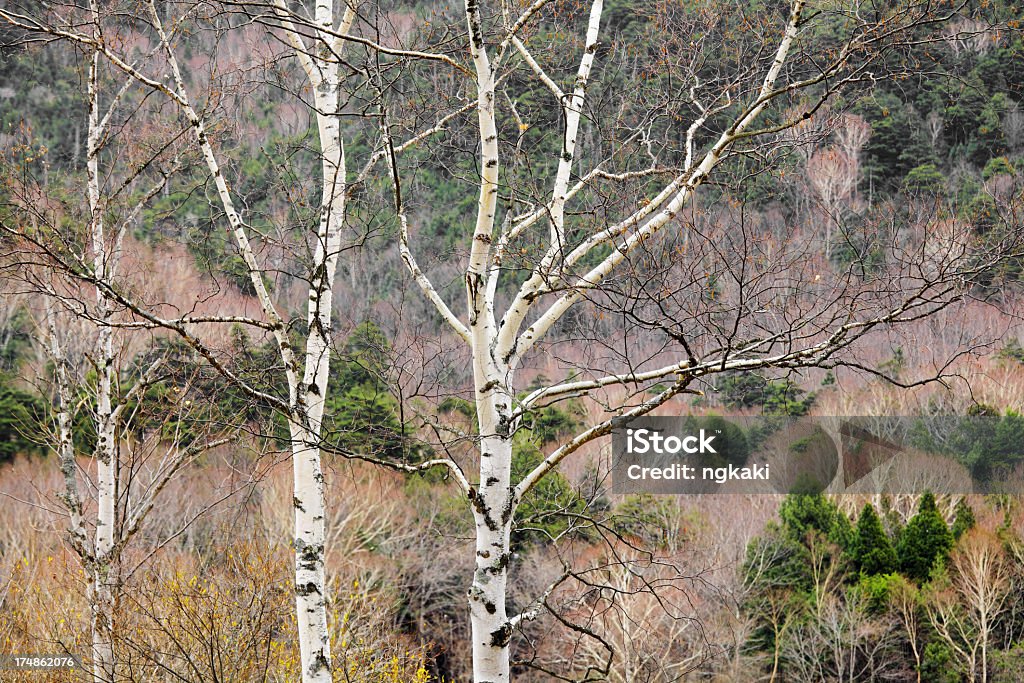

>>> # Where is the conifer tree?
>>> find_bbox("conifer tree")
[951,498,976,540]
[853,503,897,575]
[898,492,953,582]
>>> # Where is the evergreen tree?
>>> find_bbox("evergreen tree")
[853,503,897,575]
[322,322,418,463]
[897,492,953,582]
[951,498,976,540]
[778,491,853,550]
[0,376,46,463]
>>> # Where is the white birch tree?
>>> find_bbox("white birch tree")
[0,1,365,679]
[369,0,1018,679]
[27,12,227,679]
[3,1,1021,681]
[18,29,232,679]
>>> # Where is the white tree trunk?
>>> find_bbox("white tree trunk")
[87,37,118,682]
[90,340,117,683]
[88,564,116,683]
[469,431,514,683]
[461,0,515,675]
[289,6,349,675]
[291,428,331,682]
[141,3,352,677]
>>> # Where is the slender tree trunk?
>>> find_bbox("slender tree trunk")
[91,403,116,683]
[980,614,988,683]
[289,39,346,679]
[90,265,116,683]
[87,34,118,681]
[88,561,116,683]
[291,428,331,682]
[770,632,783,683]
[469,432,514,683]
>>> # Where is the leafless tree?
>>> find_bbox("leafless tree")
[927,526,1013,683]
[2,1,1022,681]
[0,1,383,679]
[0,13,235,679]
[369,1,1018,678]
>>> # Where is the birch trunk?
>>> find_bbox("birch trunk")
[141,2,350,676]
[87,36,118,682]
[469,428,514,683]
[463,0,516,671]
[291,427,331,682]
[289,5,348,677]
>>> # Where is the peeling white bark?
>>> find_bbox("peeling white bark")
[145,2,355,679]
[452,2,807,680]
[85,29,118,680]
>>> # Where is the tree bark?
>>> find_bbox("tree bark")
[87,32,118,681]
[289,6,349,677]
[291,429,331,683]
[469,432,514,683]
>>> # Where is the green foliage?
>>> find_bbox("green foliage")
[715,372,769,408]
[982,155,1016,180]
[324,384,409,462]
[853,504,897,576]
[0,306,32,371]
[921,640,961,683]
[951,498,976,540]
[977,94,1012,159]
[0,375,46,463]
[742,522,816,593]
[602,0,652,40]
[854,572,900,613]
[741,493,855,600]
[519,400,585,445]
[762,380,816,416]
[778,492,853,550]
[855,91,933,191]
[715,373,815,416]
[418,171,480,246]
[897,492,953,582]
[510,438,587,550]
[912,411,1024,483]
[964,191,999,233]
[681,414,750,466]
[903,163,945,194]
[323,322,422,463]
[510,399,590,549]
[123,322,419,460]
[742,493,854,619]
[332,321,391,389]
[438,396,475,419]
[0,46,88,169]
[997,338,1024,363]
[991,642,1024,682]
[878,346,905,378]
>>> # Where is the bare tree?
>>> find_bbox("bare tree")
[3,1,1022,681]
[890,574,924,683]
[0,1,375,679]
[1,13,230,680]
[927,527,1013,683]
[369,1,1018,679]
